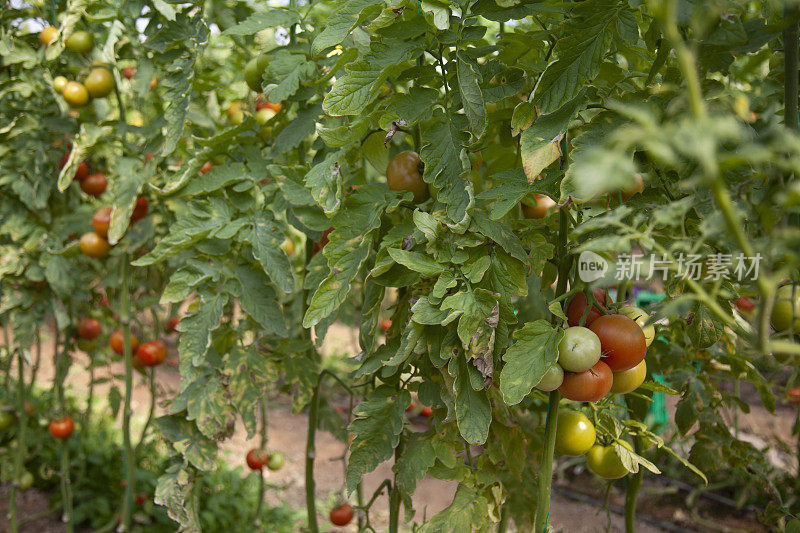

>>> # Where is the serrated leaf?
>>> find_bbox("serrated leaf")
[222,9,301,35]
[388,248,448,277]
[247,214,295,294]
[304,150,344,215]
[312,0,383,55]
[234,264,288,336]
[448,354,491,444]
[499,320,561,405]
[456,51,486,139]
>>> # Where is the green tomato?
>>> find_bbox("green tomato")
[65,31,94,54]
[536,364,564,392]
[255,108,277,125]
[609,359,647,395]
[557,327,601,373]
[0,411,15,430]
[554,410,596,456]
[619,306,655,347]
[17,470,34,490]
[53,75,68,93]
[267,451,284,470]
[585,443,630,479]
[244,54,271,92]
[772,285,800,334]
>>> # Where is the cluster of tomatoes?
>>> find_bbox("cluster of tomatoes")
[554,410,631,479]
[244,448,285,471]
[77,316,171,370]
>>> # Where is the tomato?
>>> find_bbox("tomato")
[62,81,90,108]
[92,206,112,238]
[60,153,89,180]
[559,360,613,402]
[610,359,647,394]
[558,326,601,372]
[79,232,110,258]
[150,76,158,90]
[199,161,213,174]
[81,173,107,196]
[40,26,58,46]
[84,67,115,98]
[110,330,139,355]
[281,237,294,256]
[554,410,596,456]
[244,54,271,92]
[535,364,564,391]
[380,318,392,333]
[267,451,284,470]
[167,316,180,333]
[589,314,647,372]
[256,96,281,113]
[65,31,93,53]
[772,285,800,334]
[227,102,244,125]
[0,411,15,430]
[122,66,135,79]
[255,107,277,125]
[586,443,629,479]
[136,339,167,367]
[130,196,149,222]
[53,75,68,93]
[49,416,75,439]
[24,402,35,417]
[566,289,611,327]
[618,306,655,347]
[521,193,556,219]
[135,493,148,505]
[77,317,102,340]
[788,387,800,404]
[419,406,432,417]
[329,504,354,526]
[735,295,755,313]
[621,173,644,201]
[387,151,428,204]
[246,448,268,470]
[17,470,34,490]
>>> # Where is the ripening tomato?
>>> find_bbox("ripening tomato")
[135,493,147,505]
[246,448,268,470]
[136,340,167,367]
[53,75,68,93]
[62,81,90,108]
[40,26,58,46]
[81,173,107,196]
[559,360,613,402]
[199,161,213,174]
[110,330,139,355]
[590,314,647,372]
[521,194,556,219]
[788,387,800,404]
[771,285,800,334]
[48,416,74,439]
[618,306,655,347]
[621,173,644,201]
[281,237,294,256]
[226,101,244,125]
[557,326,601,372]
[122,66,136,79]
[130,196,148,222]
[267,451,284,470]
[244,54,271,92]
[735,295,755,314]
[566,289,611,327]
[92,206,112,238]
[329,504,354,526]
[167,316,180,333]
[79,232,110,258]
[380,318,392,333]
[77,317,101,340]
[149,76,158,90]
[554,410,596,456]
[65,31,93,53]
[609,359,647,394]
[387,151,428,204]
[586,443,629,479]
[256,96,281,113]
[255,107,277,125]
[536,364,564,391]
[84,67,115,98]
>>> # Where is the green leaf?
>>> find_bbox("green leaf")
[222,9,301,35]
[394,433,437,496]
[108,157,148,244]
[246,213,295,294]
[471,210,528,263]
[271,104,322,156]
[178,292,228,366]
[419,484,488,532]
[387,248,448,277]
[233,264,288,336]
[311,0,384,55]
[57,124,107,191]
[499,320,561,405]
[456,51,486,139]
[264,51,317,102]
[448,354,491,445]
[304,150,344,216]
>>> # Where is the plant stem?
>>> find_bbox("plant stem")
[624,439,643,533]
[657,0,706,118]
[60,438,74,533]
[498,505,509,532]
[785,7,799,134]
[534,390,561,532]
[254,396,268,525]
[305,375,321,533]
[10,344,25,533]
[120,256,135,531]
[388,444,402,533]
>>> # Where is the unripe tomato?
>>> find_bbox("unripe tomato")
[246,448,268,470]
[167,316,180,333]
[136,339,167,367]
[521,193,556,219]
[387,151,428,204]
[110,330,139,355]
[77,317,102,340]
[62,81,90,108]
[281,237,294,256]
[244,54,271,92]
[566,289,611,327]
[267,451,284,470]
[589,314,647,372]
[130,196,149,222]
[65,31,93,53]
[609,359,647,394]
[79,232,110,258]
[81,173,107,196]
[788,387,800,404]
[255,107,277,125]
[619,306,655,347]
[554,410,596,456]
[199,161,213,174]
[16,470,34,490]
[53,76,68,93]
[329,504,354,526]
[122,66,136,79]
[84,67,115,98]
[0,411,15,430]
[621,173,644,201]
[772,285,800,334]
[48,416,74,439]
[226,102,244,125]
[92,206,112,238]
[535,364,564,391]
[586,443,629,479]
[380,318,392,333]
[559,360,613,402]
[557,326,601,372]
[40,26,58,46]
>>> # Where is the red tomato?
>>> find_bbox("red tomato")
[736,296,755,312]
[122,66,136,79]
[77,318,101,340]
[92,206,112,238]
[167,316,180,333]
[59,153,89,181]
[419,406,432,417]
[135,493,147,505]
[136,340,167,367]
[130,196,149,222]
[559,360,613,402]
[405,402,415,412]
[789,388,800,404]
[246,448,268,470]
[589,314,647,372]
[49,416,75,439]
[81,173,107,196]
[566,289,611,327]
[199,161,213,174]
[110,330,139,355]
[380,318,392,333]
[329,504,354,526]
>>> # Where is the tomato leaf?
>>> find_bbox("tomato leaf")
[499,320,561,405]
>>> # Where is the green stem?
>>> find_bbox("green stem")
[534,390,561,532]
[120,256,135,531]
[498,506,509,533]
[60,439,74,533]
[305,375,321,533]
[388,444,402,533]
[785,7,799,134]
[624,439,643,533]
[10,345,25,533]
[134,368,157,456]
[254,396,268,525]
[657,0,706,118]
